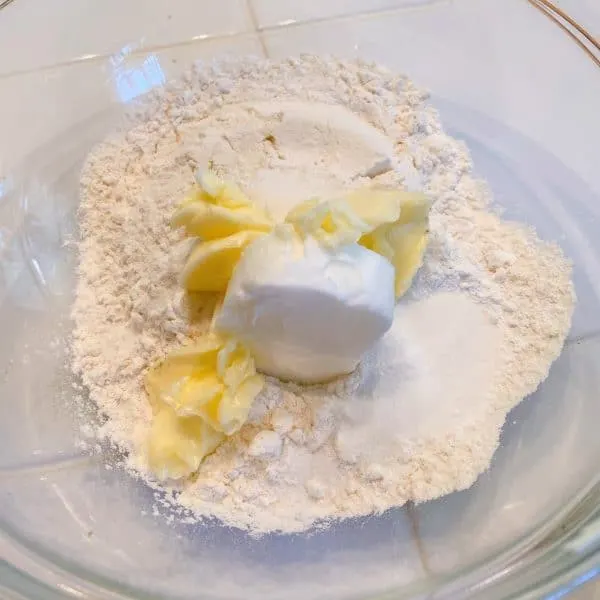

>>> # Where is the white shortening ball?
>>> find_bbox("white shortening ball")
[215,225,395,383]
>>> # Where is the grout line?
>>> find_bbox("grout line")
[0,454,96,479]
[245,0,269,58]
[406,502,433,576]
[0,0,453,80]
[253,0,451,32]
[0,30,257,80]
[0,28,272,81]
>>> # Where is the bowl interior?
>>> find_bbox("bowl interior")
[1,89,600,600]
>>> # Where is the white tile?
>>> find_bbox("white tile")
[0,0,253,76]
[251,0,433,28]
[0,35,264,174]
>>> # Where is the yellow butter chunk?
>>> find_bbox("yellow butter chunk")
[144,333,265,480]
[219,375,265,433]
[172,202,272,240]
[171,171,273,230]
[343,188,402,228]
[217,338,255,389]
[147,404,225,481]
[181,230,265,292]
[358,191,431,298]
[285,198,371,249]
[197,170,253,209]
[147,368,224,417]
[146,334,262,425]
[172,170,273,239]
[173,170,273,293]
[194,374,265,435]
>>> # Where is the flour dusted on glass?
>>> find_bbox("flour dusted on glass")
[72,56,574,534]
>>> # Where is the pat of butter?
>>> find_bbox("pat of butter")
[172,171,272,240]
[145,333,264,480]
[285,197,370,249]
[147,405,225,481]
[172,171,273,292]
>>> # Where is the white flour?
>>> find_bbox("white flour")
[72,56,574,534]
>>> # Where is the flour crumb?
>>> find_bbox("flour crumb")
[247,431,283,459]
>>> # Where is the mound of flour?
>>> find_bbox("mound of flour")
[71,56,574,534]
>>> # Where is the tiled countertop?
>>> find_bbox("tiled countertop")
[0,0,597,77]
[0,0,598,598]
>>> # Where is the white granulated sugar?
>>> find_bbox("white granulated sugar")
[71,55,574,534]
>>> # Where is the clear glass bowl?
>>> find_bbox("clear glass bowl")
[1,0,600,598]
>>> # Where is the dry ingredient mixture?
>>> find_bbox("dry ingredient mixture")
[71,56,574,534]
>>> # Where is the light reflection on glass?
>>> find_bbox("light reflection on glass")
[544,566,600,600]
[110,44,166,104]
[77,53,101,61]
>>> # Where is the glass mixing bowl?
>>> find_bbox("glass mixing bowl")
[1,0,600,598]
